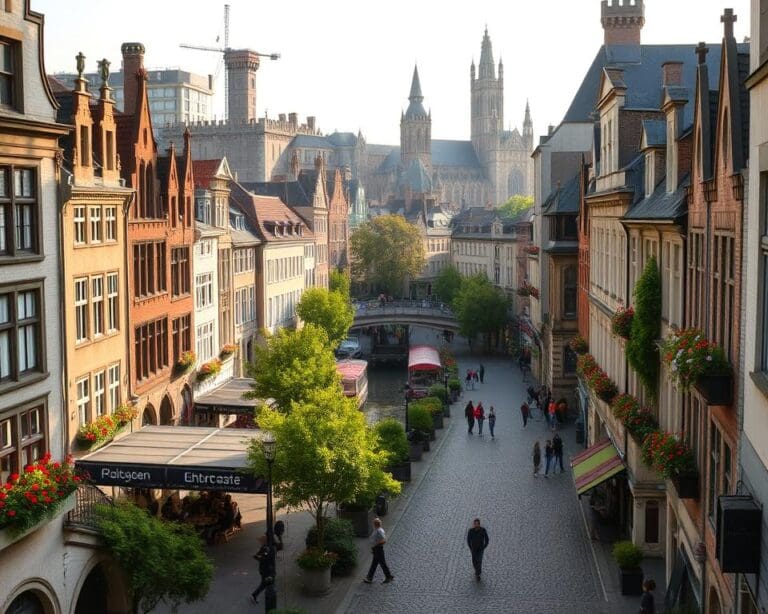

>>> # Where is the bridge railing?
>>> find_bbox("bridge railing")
[353,299,454,318]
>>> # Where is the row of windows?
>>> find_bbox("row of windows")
[234,248,255,274]
[235,286,256,326]
[195,272,213,309]
[457,262,487,277]
[134,241,167,298]
[195,197,227,228]
[73,205,117,245]
[134,318,169,382]
[74,273,119,344]
[196,320,215,362]
[428,239,449,253]
[75,364,121,425]
[0,287,41,384]
[266,256,302,284]
[454,242,488,257]
[267,289,302,328]
[591,222,626,300]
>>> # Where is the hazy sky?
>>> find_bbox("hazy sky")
[36,0,750,145]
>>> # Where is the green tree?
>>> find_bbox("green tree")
[626,256,662,400]
[452,274,509,349]
[95,502,213,614]
[496,194,534,218]
[246,324,340,411]
[433,265,463,304]
[296,288,354,349]
[248,388,400,549]
[349,214,425,296]
[329,269,351,299]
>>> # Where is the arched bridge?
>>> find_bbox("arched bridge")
[352,300,460,332]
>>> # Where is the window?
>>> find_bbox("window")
[645,500,660,544]
[134,317,169,381]
[171,314,191,364]
[195,198,211,225]
[215,198,226,228]
[108,363,120,411]
[93,370,105,417]
[235,286,256,325]
[171,247,190,297]
[0,402,46,484]
[196,320,215,362]
[92,276,104,337]
[563,346,578,374]
[75,277,88,343]
[708,423,733,524]
[0,166,38,257]
[104,206,117,241]
[89,206,101,243]
[107,272,119,332]
[713,234,736,362]
[219,249,231,291]
[0,288,42,382]
[0,40,16,108]
[195,272,213,309]
[133,242,167,298]
[76,376,90,424]
[73,206,86,245]
[563,266,577,318]
[196,239,213,257]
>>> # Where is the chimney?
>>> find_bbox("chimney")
[288,112,298,126]
[120,42,145,115]
[662,61,683,87]
[307,116,316,131]
[601,0,645,46]
[278,113,286,122]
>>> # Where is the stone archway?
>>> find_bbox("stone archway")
[141,403,157,427]
[74,565,107,614]
[5,591,46,614]
[159,395,174,426]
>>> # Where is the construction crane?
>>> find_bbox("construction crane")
[180,4,280,120]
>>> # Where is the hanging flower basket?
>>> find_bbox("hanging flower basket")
[568,335,588,355]
[611,305,634,339]
[640,431,697,480]
[174,350,197,375]
[661,328,730,391]
[611,394,639,422]
[528,286,540,300]
[525,245,540,255]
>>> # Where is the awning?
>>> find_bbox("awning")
[408,345,441,371]
[76,426,268,493]
[194,377,267,415]
[570,438,625,496]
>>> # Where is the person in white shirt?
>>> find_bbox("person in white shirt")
[363,517,394,584]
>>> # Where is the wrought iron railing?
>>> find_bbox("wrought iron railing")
[65,483,113,530]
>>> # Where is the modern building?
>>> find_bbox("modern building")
[53,67,214,129]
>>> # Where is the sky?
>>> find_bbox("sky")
[36,0,750,145]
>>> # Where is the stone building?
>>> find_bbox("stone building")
[118,42,197,428]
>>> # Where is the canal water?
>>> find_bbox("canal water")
[363,362,407,425]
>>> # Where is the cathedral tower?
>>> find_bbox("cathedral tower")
[471,27,504,162]
[400,65,431,168]
[523,100,533,151]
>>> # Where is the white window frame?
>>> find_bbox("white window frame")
[76,376,90,424]
[92,275,104,337]
[195,272,213,309]
[89,206,102,243]
[104,206,117,241]
[195,320,215,362]
[107,272,119,332]
[108,363,120,411]
[93,370,105,417]
[74,206,86,245]
[75,277,88,343]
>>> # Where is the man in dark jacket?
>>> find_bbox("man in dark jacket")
[464,401,475,434]
[553,433,564,473]
[250,536,275,604]
[466,518,489,580]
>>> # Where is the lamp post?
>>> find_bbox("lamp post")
[443,373,449,404]
[404,383,411,434]
[261,433,277,614]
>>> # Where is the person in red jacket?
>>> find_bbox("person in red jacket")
[474,403,485,436]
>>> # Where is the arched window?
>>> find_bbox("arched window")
[507,170,524,197]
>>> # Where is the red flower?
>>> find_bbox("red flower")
[31,483,40,491]
[7,510,15,517]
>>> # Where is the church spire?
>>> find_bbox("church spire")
[479,26,495,79]
[404,64,427,120]
[524,100,532,126]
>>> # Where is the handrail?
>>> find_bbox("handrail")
[65,483,113,530]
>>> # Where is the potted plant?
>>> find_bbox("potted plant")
[297,547,337,594]
[612,540,644,595]
[525,245,540,255]
[375,419,411,482]
[174,350,196,376]
[448,379,461,403]
[577,353,598,378]
[418,397,444,430]
[113,404,138,427]
[661,328,732,404]
[197,358,222,381]
[336,493,376,538]
[408,405,432,452]
[587,366,618,403]
[305,518,357,577]
[219,343,238,359]
[568,335,588,355]
[641,431,698,498]
[624,408,658,445]
[611,305,634,339]
[611,393,640,422]
[528,286,540,300]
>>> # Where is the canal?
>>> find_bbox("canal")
[363,362,408,425]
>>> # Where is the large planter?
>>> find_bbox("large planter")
[442,403,451,418]
[694,373,732,406]
[422,438,430,452]
[432,413,444,430]
[336,505,374,538]
[409,442,423,461]
[0,492,77,553]
[429,428,436,441]
[672,473,700,499]
[385,461,412,482]
[301,565,332,595]
[619,567,644,596]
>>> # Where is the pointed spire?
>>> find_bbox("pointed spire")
[524,100,532,126]
[479,27,495,79]
[409,64,423,102]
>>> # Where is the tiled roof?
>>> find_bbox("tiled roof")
[543,173,581,215]
[327,132,358,147]
[641,120,667,148]
[242,181,311,207]
[291,134,332,149]
[431,140,481,167]
[228,180,312,243]
[192,159,222,190]
[623,174,689,222]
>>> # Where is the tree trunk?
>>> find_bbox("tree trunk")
[316,504,325,551]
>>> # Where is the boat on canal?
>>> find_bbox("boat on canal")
[337,359,369,409]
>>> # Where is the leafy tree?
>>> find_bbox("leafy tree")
[248,388,400,550]
[349,214,425,296]
[626,256,661,400]
[433,265,463,304]
[496,194,534,218]
[246,324,340,411]
[329,269,351,299]
[296,288,354,349]
[452,274,509,349]
[95,502,213,614]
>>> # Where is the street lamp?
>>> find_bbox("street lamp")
[443,373,449,403]
[261,433,277,614]
[404,383,411,434]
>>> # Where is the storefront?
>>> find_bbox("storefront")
[193,378,266,428]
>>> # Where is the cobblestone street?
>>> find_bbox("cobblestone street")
[341,356,611,614]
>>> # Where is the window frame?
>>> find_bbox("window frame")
[0,165,41,260]
[0,38,21,111]
[0,284,45,388]
[0,398,48,484]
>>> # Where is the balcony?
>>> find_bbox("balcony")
[64,484,114,548]
[0,492,77,553]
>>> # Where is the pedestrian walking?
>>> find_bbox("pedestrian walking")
[473,370,479,386]
[465,401,475,434]
[639,579,656,613]
[479,364,485,383]
[465,369,473,391]
[532,441,541,476]
[548,400,557,430]
[474,402,485,436]
[363,517,394,584]
[520,402,530,428]
[466,518,489,580]
[488,406,496,438]
[527,386,539,409]
[250,535,275,605]
[544,440,554,477]
[553,432,564,473]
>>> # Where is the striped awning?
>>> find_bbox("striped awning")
[571,438,625,496]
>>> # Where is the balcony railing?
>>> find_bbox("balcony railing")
[66,484,114,531]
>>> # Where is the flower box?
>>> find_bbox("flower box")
[694,373,732,406]
[662,329,730,391]
[611,306,634,340]
[0,492,76,552]
[219,344,238,359]
[197,358,222,381]
[672,473,699,499]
